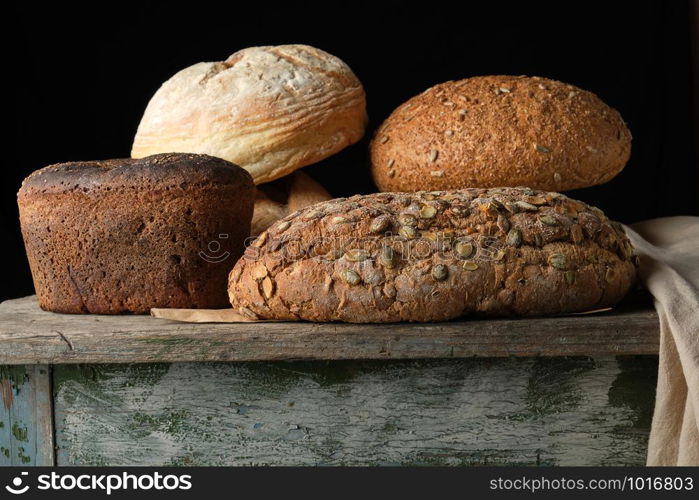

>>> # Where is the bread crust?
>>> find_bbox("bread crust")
[371,76,631,192]
[18,153,255,314]
[286,171,332,213]
[251,192,288,239]
[132,45,367,185]
[229,187,637,323]
[252,171,331,237]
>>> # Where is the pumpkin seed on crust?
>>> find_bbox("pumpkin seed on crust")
[431,264,449,281]
[340,269,361,285]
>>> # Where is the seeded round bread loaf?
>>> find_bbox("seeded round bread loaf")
[228,187,637,322]
[18,153,255,314]
[371,76,631,192]
[132,44,367,185]
[252,171,332,237]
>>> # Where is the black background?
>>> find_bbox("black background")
[5,1,698,301]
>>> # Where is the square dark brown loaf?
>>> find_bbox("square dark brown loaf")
[228,187,637,323]
[18,153,254,314]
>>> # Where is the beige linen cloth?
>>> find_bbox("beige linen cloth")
[625,216,699,466]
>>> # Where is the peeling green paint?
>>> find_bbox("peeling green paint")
[17,446,31,464]
[64,450,108,466]
[0,366,28,393]
[52,365,109,396]
[54,358,656,466]
[0,365,53,466]
[508,357,598,421]
[168,455,195,466]
[380,422,401,433]
[119,364,169,386]
[406,450,557,466]
[608,356,657,429]
[129,409,191,438]
[11,422,28,442]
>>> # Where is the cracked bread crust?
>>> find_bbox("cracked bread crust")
[18,153,255,314]
[371,75,631,192]
[132,44,367,185]
[252,171,332,237]
[228,187,637,323]
[20,153,252,194]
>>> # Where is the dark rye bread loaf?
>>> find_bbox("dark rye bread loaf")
[18,153,254,314]
[371,76,631,193]
[228,187,637,322]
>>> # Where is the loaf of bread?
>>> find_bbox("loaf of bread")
[285,170,333,214]
[132,44,367,185]
[18,153,255,314]
[228,187,637,322]
[252,171,332,237]
[252,192,288,240]
[371,76,631,192]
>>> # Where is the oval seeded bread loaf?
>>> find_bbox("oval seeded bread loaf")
[371,76,631,192]
[18,153,255,314]
[132,44,367,185]
[228,187,637,323]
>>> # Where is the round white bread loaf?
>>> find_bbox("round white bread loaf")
[132,45,367,184]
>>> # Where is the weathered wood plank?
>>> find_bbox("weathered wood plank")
[53,357,656,466]
[0,295,659,364]
[0,365,54,465]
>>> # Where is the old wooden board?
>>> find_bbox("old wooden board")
[53,357,657,466]
[0,295,659,364]
[0,365,54,465]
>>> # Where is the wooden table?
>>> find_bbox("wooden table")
[0,295,660,466]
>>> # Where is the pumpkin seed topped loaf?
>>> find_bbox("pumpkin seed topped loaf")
[228,187,637,322]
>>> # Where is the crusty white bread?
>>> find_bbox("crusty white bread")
[132,45,367,184]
